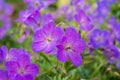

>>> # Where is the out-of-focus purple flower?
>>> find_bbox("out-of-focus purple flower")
[107,17,120,43]
[70,0,86,9]
[25,10,41,31]
[0,0,4,11]
[98,0,116,6]
[103,46,119,64]
[91,1,110,25]
[24,0,56,10]
[0,46,19,62]
[97,1,110,17]
[17,10,41,31]
[0,15,11,39]
[32,21,64,53]
[0,0,14,16]
[3,3,14,16]
[42,13,54,25]
[56,5,74,21]
[107,17,118,32]
[27,0,43,11]
[5,54,39,80]
[84,4,95,15]
[0,1,13,39]
[88,29,110,49]
[0,46,30,62]
[43,0,56,7]
[105,0,117,5]
[18,29,30,43]
[17,10,34,24]
[75,9,93,32]
[113,26,120,43]
[0,27,6,39]
[0,69,8,80]
[57,27,86,66]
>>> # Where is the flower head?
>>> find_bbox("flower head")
[5,54,39,80]
[88,29,110,49]
[104,46,119,64]
[57,27,86,66]
[32,21,64,53]
[75,9,93,32]
[0,46,31,62]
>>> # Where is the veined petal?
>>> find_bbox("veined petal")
[32,41,47,52]
[52,27,64,41]
[57,45,68,62]
[26,64,39,76]
[68,52,82,67]
[17,54,31,67]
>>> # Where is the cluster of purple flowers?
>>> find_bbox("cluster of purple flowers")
[16,0,120,68]
[17,0,56,43]
[56,0,120,69]
[32,20,86,66]
[0,0,120,79]
[0,0,13,39]
[0,46,39,80]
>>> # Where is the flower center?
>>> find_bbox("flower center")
[6,55,12,61]
[34,1,39,7]
[110,56,115,60]
[46,36,52,43]
[96,36,101,42]
[18,68,25,74]
[65,44,71,51]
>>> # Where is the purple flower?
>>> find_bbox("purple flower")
[0,1,13,39]
[0,0,14,16]
[5,54,39,80]
[57,27,86,66]
[56,5,74,22]
[0,15,11,39]
[88,29,110,49]
[70,0,86,9]
[0,0,4,11]
[42,13,54,25]
[98,0,116,6]
[17,10,41,31]
[107,17,118,31]
[113,26,120,43]
[42,0,56,8]
[17,10,35,24]
[0,69,8,80]
[3,3,14,16]
[106,17,120,43]
[1,46,19,62]
[27,0,43,10]
[75,9,93,32]
[32,21,64,53]
[97,1,110,17]
[25,0,56,10]
[0,46,30,62]
[91,1,110,25]
[103,46,119,64]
